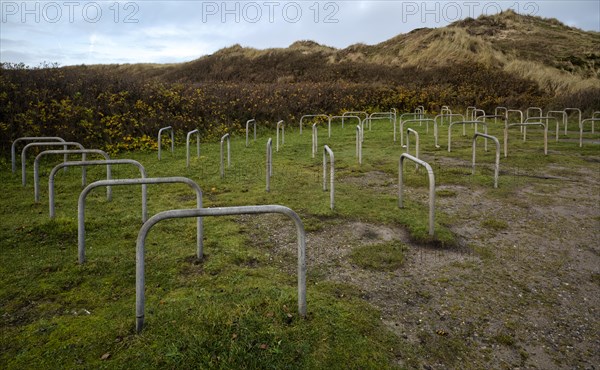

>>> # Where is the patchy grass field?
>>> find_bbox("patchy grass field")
[1,115,598,368]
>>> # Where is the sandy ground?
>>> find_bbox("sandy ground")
[236,154,599,369]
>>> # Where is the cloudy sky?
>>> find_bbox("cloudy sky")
[1,1,599,66]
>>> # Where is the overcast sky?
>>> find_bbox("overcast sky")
[1,1,599,66]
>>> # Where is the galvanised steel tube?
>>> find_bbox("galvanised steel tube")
[355,125,362,165]
[504,122,548,157]
[220,133,230,178]
[328,115,360,137]
[266,138,272,192]
[299,114,328,135]
[135,205,307,333]
[472,133,501,189]
[398,153,435,236]
[580,118,600,147]
[564,108,582,136]
[78,177,203,264]
[311,123,318,158]
[399,119,434,147]
[365,112,393,132]
[526,116,560,143]
[22,141,84,186]
[447,121,488,152]
[434,114,464,148]
[465,106,476,121]
[158,126,174,160]
[186,129,200,167]
[34,149,111,203]
[276,120,284,152]
[245,119,256,147]
[342,111,368,128]
[406,128,420,171]
[526,107,542,119]
[49,159,147,220]
[12,137,65,173]
[323,145,334,210]
[547,111,567,138]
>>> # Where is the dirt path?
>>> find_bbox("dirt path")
[236,160,600,369]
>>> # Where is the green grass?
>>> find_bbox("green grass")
[481,218,509,232]
[1,115,598,368]
[350,241,406,271]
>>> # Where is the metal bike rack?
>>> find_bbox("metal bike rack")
[526,107,542,120]
[78,177,203,264]
[416,105,426,119]
[332,115,361,138]
[276,120,284,152]
[434,114,464,148]
[356,125,362,165]
[266,138,272,192]
[435,113,464,126]
[327,115,351,137]
[312,123,318,159]
[49,159,147,220]
[406,128,420,171]
[398,153,435,236]
[220,133,230,178]
[527,117,559,143]
[441,106,452,116]
[563,108,582,136]
[476,115,505,152]
[34,149,111,203]
[473,109,486,121]
[342,111,368,131]
[580,118,600,147]
[546,111,567,140]
[495,107,508,126]
[300,114,328,135]
[323,145,335,210]
[472,133,500,188]
[391,108,398,131]
[400,119,434,147]
[158,126,174,160]
[366,112,394,134]
[22,141,84,186]
[12,136,66,174]
[134,204,306,333]
[466,106,477,121]
[400,112,422,123]
[506,109,525,138]
[186,129,200,168]
[448,121,488,152]
[504,122,547,157]
[245,119,256,147]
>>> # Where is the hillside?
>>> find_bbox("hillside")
[155,10,599,94]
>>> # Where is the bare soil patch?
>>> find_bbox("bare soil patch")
[236,160,599,369]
